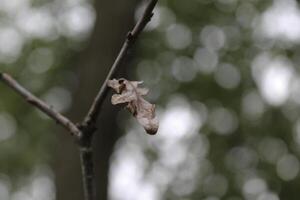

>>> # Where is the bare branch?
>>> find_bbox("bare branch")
[0,73,82,138]
[83,0,158,127]
[77,1,159,198]
[0,1,158,200]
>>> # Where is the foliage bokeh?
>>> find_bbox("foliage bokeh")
[2,0,300,200]
[110,0,300,200]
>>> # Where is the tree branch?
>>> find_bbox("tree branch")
[77,1,158,199]
[0,73,82,138]
[0,1,158,200]
[82,0,158,127]
[79,146,94,200]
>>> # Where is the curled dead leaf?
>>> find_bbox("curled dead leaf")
[107,78,159,135]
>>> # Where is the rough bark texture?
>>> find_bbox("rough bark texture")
[54,1,138,200]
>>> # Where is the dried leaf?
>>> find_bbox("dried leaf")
[107,78,159,135]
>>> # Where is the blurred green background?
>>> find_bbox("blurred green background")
[1,0,300,199]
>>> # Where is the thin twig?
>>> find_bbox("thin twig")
[82,0,158,127]
[0,73,82,138]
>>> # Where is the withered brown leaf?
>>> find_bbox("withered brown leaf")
[107,78,159,135]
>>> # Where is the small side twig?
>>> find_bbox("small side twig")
[82,0,158,127]
[0,73,82,138]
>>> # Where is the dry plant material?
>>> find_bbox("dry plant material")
[108,78,159,135]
